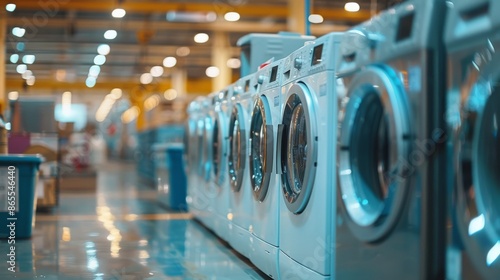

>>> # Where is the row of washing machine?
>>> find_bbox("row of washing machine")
[184,0,499,279]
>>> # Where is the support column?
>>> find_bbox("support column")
[211,31,231,93]
[0,11,6,113]
[172,69,187,96]
[287,0,306,34]
[130,87,146,131]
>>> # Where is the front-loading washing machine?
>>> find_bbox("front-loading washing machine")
[335,0,447,279]
[185,97,205,219]
[227,75,257,259]
[247,58,283,279]
[210,86,234,242]
[197,92,219,231]
[277,32,343,280]
[445,1,500,279]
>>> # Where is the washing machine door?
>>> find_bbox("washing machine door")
[453,70,500,276]
[202,115,213,183]
[249,95,274,202]
[184,119,195,174]
[212,110,227,186]
[278,83,317,214]
[196,118,205,178]
[228,104,247,192]
[338,65,411,243]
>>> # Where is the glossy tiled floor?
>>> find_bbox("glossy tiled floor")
[0,162,267,279]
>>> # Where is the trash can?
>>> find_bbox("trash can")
[0,154,44,239]
[156,143,187,211]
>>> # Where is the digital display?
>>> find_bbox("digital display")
[312,44,324,66]
[396,13,414,42]
[270,66,278,82]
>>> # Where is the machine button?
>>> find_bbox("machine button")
[294,58,303,69]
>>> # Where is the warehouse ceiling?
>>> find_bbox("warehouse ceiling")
[4,0,404,93]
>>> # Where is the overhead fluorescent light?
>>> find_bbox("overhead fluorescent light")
[166,11,216,23]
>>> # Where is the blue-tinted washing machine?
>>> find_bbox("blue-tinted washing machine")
[335,0,447,279]
[277,33,343,280]
[445,0,500,279]
[185,97,204,218]
[247,58,284,279]
[198,93,218,231]
[227,75,257,259]
[210,86,234,242]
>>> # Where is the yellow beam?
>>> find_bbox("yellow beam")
[6,77,213,95]
[6,17,288,34]
[12,1,371,23]
[313,8,372,22]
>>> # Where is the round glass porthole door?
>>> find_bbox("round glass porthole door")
[338,65,410,243]
[249,96,274,202]
[202,116,213,183]
[279,83,317,214]
[212,112,226,186]
[184,119,195,175]
[196,118,205,178]
[455,78,500,276]
[228,104,246,192]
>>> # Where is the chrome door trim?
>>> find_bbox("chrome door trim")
[279,82,318,214]
[249,95,274,202]
[338,65,410,242]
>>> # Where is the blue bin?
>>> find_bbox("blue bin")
[0,155,44,239]
[157,144,187,211]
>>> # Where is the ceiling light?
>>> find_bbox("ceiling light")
[176,47,190,57]
[5,4,16,12]
[112,8,126,18]
[144,95,161,112]
[206,66,220,78]
[166,11,216,23]
[164,89,178,101]
[94,55,106,65]
[9,54,19,64]
[345,2,360,12]
[86,77,97,88]
[16,64,27,74]
[97,44,110,55]
[22,55,36,64]
[140,73,153,84]
[26,76,36,86]
[12,27,25,37]
[226,58,241,69]
[22,70,33,80]
[194,33,209,44]
[104,30,117,40]
[121,106,140,123]
[89,65,101,77]
[8,91,19,101]
[163,57,177,68]
[109,88,122,99]
[95,97,117,122]
[62,91,72,112]
[16,42,25,51]
[150,66,164,78]
[224,12,240,22]
[308,14,324,24]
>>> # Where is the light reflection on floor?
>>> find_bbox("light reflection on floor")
[0,162,266,280]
